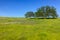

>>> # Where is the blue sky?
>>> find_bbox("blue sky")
[0,0,60,17]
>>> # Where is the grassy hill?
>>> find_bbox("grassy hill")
[0,18,60,40]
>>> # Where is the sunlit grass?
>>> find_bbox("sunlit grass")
[0,18,60,40]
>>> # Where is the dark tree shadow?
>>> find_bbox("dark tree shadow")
[30,18,57,19]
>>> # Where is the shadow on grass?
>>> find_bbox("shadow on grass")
[30,18,57,19]
[18,36,27,40]
[38,33,48,40]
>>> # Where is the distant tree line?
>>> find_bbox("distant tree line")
[25,6,58,19]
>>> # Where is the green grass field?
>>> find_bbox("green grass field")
[0,18,60,40]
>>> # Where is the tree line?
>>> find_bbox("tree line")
[25,6,58,18]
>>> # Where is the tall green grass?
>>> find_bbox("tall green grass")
[0,18,60,40]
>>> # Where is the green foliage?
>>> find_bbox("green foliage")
[25,11,34,18]
[25,6,58,18]
[35,6,58,18]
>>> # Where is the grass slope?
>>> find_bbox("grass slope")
[0,18,60,40]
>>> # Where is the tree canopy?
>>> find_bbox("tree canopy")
[25,6,58,18]
[25,11,34,18]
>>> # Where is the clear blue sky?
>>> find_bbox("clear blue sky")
[0,0,60,17]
